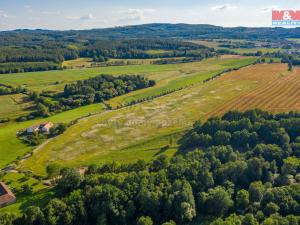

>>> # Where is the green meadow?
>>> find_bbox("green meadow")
[0,63,178,93]
[0,57,254,171]
[0,103,105,169]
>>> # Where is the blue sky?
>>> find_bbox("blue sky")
[1,0,300,30]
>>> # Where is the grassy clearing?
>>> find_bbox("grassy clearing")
[0,172,52,215]
[62,57,93,68]
[21,63,289,176]
[287,38,300,43]
[0,103,105,169]
[231,48,282,54]
[144,49,173,55]
[0,94,34,120]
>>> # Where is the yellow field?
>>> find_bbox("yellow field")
[206,64,300,117]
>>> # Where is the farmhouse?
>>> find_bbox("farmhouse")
[40,122,54,133]
[0,182,16,208]
[26,124,40,133]
[26,122,54,134]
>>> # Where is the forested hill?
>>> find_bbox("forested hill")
[3,23,300,40]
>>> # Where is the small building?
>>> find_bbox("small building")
[26,124,40,133]
[25,122,54,134]
[40,122,54,133]
[0,182,16,208]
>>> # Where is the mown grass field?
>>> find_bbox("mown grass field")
[0,63,179,93]
[62,57,93,68]
[0,94,34,120]
[0,57,254,169]
[190,40,283,54]
[0,103,105,169]
[20,63,292,175]
[107,57,256,108]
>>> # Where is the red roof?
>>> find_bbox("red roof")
[0,182,16,207]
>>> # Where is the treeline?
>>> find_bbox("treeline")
[3,109,300,224]
[0,85,26,95]
[153,57,204,65]
[0,47,78,64]
[0,62,61,74]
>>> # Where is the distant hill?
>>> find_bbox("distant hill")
[2,23,300,40]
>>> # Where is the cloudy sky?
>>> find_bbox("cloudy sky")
[0,0,300,30]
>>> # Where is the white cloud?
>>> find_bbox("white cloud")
[66,14,95,20]
[80,14,94,20]
[0,10,9,18]
[118,8,156,22]
[261,5,279,13]
[41,11,61,15]
[211,4,237,11]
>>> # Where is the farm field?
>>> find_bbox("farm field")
[62,57,93,68]
[0,57,254,169]
[0,103,105,169]
[0,63,179,93]
[190,39,283,54]
[106,57,256,108]
[206,65,300,117]
[20,63,292,175]
[0,57,254,96]
[0,94,34,120]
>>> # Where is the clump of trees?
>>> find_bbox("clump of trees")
[3,109,300,224]
[60,74,156,107]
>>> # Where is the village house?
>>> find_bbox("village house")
[40,122,54,133]
[26,122,54,134]
[26,124,40,133]
[0,182,16,208]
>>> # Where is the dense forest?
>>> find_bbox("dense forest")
[3,109,300,224]
[0,35,213,73]
[2,23,300,74]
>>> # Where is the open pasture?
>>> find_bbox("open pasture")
[20,63,290,175]
[0,57,253,169]
[0,94,34,120]
[0,63,179,93]
[0,103,105,169]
